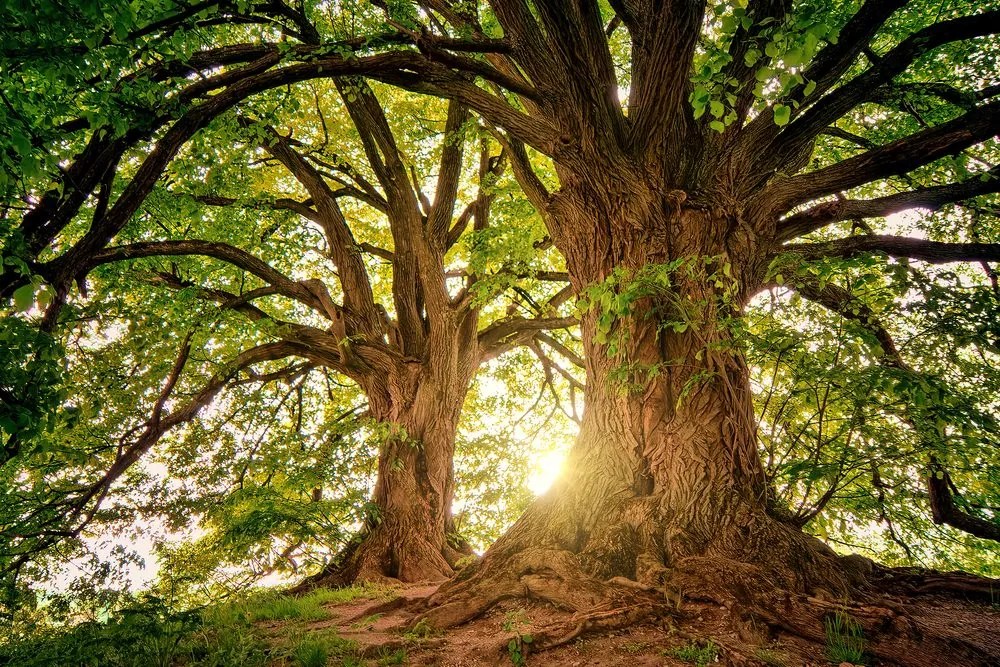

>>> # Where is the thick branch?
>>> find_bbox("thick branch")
[428,101,470,242]
[778,165,1000,240]
[780,235,1000,264]
[928,457,1000,543]
[768,99,1000,212]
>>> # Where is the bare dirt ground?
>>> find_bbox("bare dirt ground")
[258,582,1000,666]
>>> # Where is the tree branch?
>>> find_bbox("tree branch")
[478,315,577,361]
[767,98,1000,213]
[928,456,1000,543]
[778,165,1000,240]
[780,235,1000,264]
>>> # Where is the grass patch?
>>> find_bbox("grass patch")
[288,629,358,667]
[664,639,719,665]
[0,585,381,667]
[824,611,866,665]
[351,612,384,629]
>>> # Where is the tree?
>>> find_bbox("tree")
[0,4,575,589]
[3,0,1000,660]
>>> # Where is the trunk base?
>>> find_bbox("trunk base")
[412,500,1000,666]
[291,519,472,592]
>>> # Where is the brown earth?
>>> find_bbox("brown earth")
[259,581,1000,666]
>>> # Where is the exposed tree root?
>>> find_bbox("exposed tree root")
[414,547,646,629]
[408,542,1000,666]
[528,602,665,651]
[873,566,1000,601]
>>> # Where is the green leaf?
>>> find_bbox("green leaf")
[773,104,791,126]
[13,284,34,312]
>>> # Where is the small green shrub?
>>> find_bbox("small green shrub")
[507,634,532,666]
[664,639,719,665]
[183,625,268,667]
[404,618,436,641]
[293,637,329,667]
[377,648,408,665]
[824,611,866,665]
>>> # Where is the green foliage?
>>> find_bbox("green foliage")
[501,608,533,666]
[619,640,647,654]
[664,639,720,665]
[0,585,376,666]
[824,611,866,665]
[404,617,437,641]
[748,250,1000,572]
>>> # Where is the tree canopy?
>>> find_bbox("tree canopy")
[2,0,999,661]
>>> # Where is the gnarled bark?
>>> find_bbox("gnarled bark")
[416,189,997,664]
[325,375,473,586]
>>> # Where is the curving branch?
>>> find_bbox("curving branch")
[791,276,907,370]
[778,165,1000,240]
[780,235,1000,264]
[767,98,1000,213]
[928,457,1000,543]
[3,42,559,302]
[83,240,335,317]
[479,315,577,361]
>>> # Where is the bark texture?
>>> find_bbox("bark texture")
[418,175,997,664]
[325,336,481,585]
[423,190,864,622]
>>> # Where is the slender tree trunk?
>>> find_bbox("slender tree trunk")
[304,314,480,587]
[298,375,471,587]
[338,377,470,584]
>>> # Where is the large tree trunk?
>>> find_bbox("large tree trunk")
[414,191,1000,663]
[421,192,871,628]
